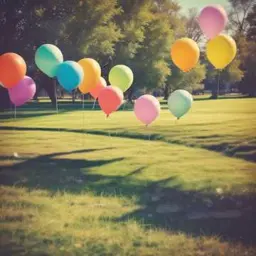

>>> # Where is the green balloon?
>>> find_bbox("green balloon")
[109,65,133,92]
[35,44,63,78]
[168,90,193,119]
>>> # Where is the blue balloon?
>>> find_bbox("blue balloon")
[35,44,63,78]
[56,61,84,92]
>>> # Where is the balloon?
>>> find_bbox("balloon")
[206,34,237,69]
[109,65,133,92]
[98,86,123,116]
[0,53,27,88]
[89,77,107,99]
[168,90,193,119]
[134,95,160,126]
[8,76,36,107]
[56,61,84,92]
[198,5,228,39]
[35,44,63,78]
[170,38,199,72]
[78,58,101,94]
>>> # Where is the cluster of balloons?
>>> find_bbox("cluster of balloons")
[35,44,134,116]
[170,5,236,72]
[150,4,237,125]
[0,53,36,107]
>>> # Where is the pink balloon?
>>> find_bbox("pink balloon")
[89,77,107,99]
[198,5,228,39]
[134,95,160,126]
[98,86,123,116]
[8,76,36,107]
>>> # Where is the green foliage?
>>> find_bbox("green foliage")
[164,62,206,97]
[228,0,256,96]
[63,0,122,59]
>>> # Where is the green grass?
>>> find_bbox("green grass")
[0,98,255,255]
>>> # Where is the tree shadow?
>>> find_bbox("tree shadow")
[115,178,256,245]
[0,148,126,194]
[0,150,255,245]
[0,125,255,163]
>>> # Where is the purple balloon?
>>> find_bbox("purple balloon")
[198,5,228,39]
[8,76,36,106]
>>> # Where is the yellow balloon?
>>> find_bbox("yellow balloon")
[171,38,200,72]
[78,58,101,94]
[206,34,237,69]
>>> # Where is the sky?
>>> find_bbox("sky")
[178,0,230,13]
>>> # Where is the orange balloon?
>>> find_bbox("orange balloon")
[78,58,101,94]
[89,77,107,99]
[0,53,27,88]
[170,38,200,72]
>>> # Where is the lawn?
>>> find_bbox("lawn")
[0,98,255,255]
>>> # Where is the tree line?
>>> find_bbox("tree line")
[0,0,255,109]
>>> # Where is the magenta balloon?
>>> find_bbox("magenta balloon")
[134,95,160,126]
[198,5,228,39]
[8,76,36,106]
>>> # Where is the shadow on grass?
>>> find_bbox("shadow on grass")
[0,125,255,162]
[0,149,255,245]
[0,101,135,120]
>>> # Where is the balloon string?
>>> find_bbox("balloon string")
[217,70,221,98]
[92,98,96,110]
[122,100,126,110]
[82,94,85,110]
[55,81,59,114]
[14,105,16,121]
[54,80,60,134]
[82,94,85,147]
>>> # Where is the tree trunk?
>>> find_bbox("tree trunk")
[211,88,218,99]
[43,77,56,107]
[163,84,169,100]
[0,87,11,111]
[127,86,134,103]
[72,90,76,104]
[210,74,220,99]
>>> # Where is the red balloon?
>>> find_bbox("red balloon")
[98,86,123,117]
[0,53,27,88]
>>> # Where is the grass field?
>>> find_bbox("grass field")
[0,98,255,255]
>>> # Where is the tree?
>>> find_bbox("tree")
[206,59,243,98]
[0,0,68,108]
[229,0,255,34]
[63,0,122,60]
[164,62,206,99]
[183,8,203,43]
[111,0,175,100]
[229,0,256,96]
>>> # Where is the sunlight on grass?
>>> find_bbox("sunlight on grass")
[0,98,255,255]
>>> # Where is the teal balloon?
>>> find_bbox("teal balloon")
[56,61,84,92]
[168,90,193,119]
[109,65,133,92]
[35,44,63,78]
